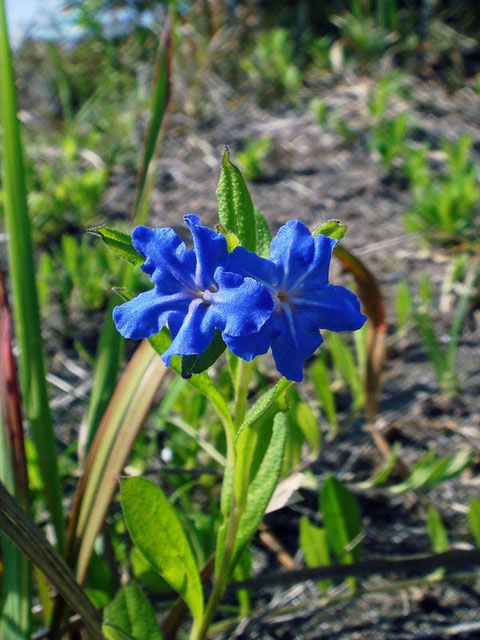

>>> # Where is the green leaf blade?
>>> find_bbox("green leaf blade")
[216,148,256,252]
[254,209,272,258]
[88,226,144,267]
[321,476,362,564]
[103,584,163,640]
[120,477,204,624]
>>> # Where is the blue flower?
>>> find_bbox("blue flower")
[222,220,367,381]
[113,215,273,365]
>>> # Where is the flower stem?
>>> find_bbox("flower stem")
[233,359,253,429]
[191,358,253,640]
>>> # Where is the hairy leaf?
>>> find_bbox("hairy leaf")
[216,148,256,252]
[254,209,272,258]
[120,477,204,624]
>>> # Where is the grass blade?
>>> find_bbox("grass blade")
[0,0,64,546]
[0,271,31,638]
[0,482,103,640]
[133,15,172,221]
[67,340,168,583]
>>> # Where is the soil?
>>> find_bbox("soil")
[17,73,480,638]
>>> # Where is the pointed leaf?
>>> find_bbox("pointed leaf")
[321,476,362,563]
[181,330,226,378]
[426,506,448,554]
[299,516,331,593]
[216,148,256,252]
[120,477,204,624]
[87,227,144,267]
[468,499,480,548]
[234,379,292,499]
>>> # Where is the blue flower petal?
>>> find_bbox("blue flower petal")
[184,214,228,289]
[223,321,274,361]
[161,299,217,366]
[132,225,195,290]
[270,308,324,382]
[113,288,190,339]
[223,246,278,292]
[294,284,367,332]
[206,268,273,337]
[268,220,315,289]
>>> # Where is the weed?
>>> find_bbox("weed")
[404,136,480,242]
[241,28,302,105]
[237,137,272,182]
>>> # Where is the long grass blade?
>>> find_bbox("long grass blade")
[68,340,168,584]
[0,482,103,640]
[0,270,31,638]
[0,0,64,546]
[133,14,172,221]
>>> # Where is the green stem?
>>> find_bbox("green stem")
[233,359,253,429]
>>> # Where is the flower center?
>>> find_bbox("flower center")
[274,288,297,312]
[187,283,217,307]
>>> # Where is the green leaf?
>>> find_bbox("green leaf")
[426,506,448,554]
[86,551,114,608]
[326,332,364,412]
[88,226,144,267]
[313,220,347,240]
[216,148,256,252]
[309,357,338,437]
[234,379,292,498]
[321,476,362,564]
[130,547,171,594]
[292,400,321,455]
[390,450,472,494]
[299,516,331,593]
[103,622,137,640]
[120,477,204,624]
[216,224,241,253]
[254,209,272,258]
[358,443,400,489]
[468,499,480,547]
[181,330,226,378]
[103,584,163,640]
